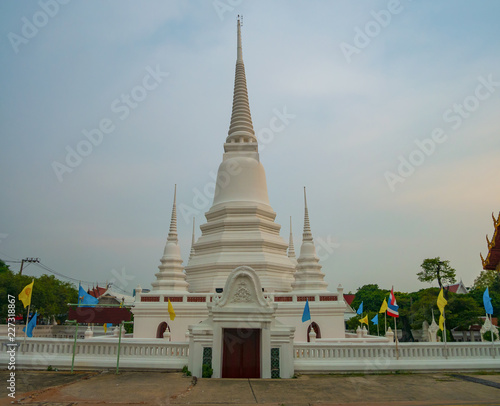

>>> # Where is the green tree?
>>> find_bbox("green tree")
[445,295,482,330]
[473,269,500,290]
[348,285,414,339]
[469,270,500,319]
[409,288,441,330]
[0,261,78,324]
[350,284,388,314]
[346,312,381,336]
[417,257,456,294]
[409,287,483,333]
[394,291,415,342]
[0,261,33,322]
[31,274,78,323]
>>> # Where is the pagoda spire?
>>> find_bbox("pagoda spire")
[189,217,196,261]
[288,216,297,266]
[152,185,188,292]
[292,187,328,292]
[167,184,178,242]
[225,17,257,150]
[303,187,313,242]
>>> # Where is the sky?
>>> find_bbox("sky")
[1,0,499,297]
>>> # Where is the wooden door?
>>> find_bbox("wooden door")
[222,328,260,378]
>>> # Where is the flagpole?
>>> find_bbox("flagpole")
[384,312,387,335]
[443,308,448,358]
[71,321,78,374]
[489,313,495,358]
[394,317,399,360]
[22,279,35,345]
[116,321,123,374]
[377,321,379,337]
[23,304,31,345]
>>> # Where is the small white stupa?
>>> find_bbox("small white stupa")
[291,188,328,292]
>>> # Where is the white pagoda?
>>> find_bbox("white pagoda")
[132,19,347,379]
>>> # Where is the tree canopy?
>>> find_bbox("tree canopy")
[473,269,500,290]
[347,277,493,341]
[417,257,457,291]
[0,260,78,324]
[469,269,500,319]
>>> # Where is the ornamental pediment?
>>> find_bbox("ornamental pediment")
[212,266,274,311]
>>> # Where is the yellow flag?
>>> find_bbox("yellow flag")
[103,324,107,333]
[167,299,176,321]
[379,298,388,313]
[18,280,34,308]
[439,314,445,331]
[437,288,447,314]
[359,315,368,325]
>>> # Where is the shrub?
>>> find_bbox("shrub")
[482,331,499,341]
[202,364,213,378]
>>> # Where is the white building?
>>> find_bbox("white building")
[132,19,347,379]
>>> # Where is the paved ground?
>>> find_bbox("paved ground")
[1,370,500,406]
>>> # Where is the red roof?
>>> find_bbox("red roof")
[87,286,107,299]
[479,316,498,326]
[446,284,461,293]
[343,294,355,306]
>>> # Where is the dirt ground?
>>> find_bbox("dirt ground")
[1,370,500,406]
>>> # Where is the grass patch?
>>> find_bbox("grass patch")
[467,371,500,376]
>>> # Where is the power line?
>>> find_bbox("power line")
[1,251,131,293]
[0,250,20,261]
[108,283,133,296]
[36,262,106,286]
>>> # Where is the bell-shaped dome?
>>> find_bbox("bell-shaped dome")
[212,156,270,207]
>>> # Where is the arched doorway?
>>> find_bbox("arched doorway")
[307,322,321,342]
[156,322,170,338]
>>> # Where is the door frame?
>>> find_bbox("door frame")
[222,328,261,378]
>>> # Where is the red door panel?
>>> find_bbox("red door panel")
[222,328,260,378]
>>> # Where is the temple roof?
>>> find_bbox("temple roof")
[444,280,468,294]
[481,211,500,271]
[88,285,107,298]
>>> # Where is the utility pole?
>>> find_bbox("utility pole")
[19,257,40,274]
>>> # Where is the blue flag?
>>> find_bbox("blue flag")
[302,299,311,322]
[23,312,37,337]
[356,302,363,315]
[483,287,494,315]
[371,314,378,325]
[78,285,99,307]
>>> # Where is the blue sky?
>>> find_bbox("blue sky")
[1,0,499,295]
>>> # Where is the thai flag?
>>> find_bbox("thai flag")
[387,287,399,318]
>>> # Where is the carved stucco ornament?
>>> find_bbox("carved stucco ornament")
[231,280,252,303]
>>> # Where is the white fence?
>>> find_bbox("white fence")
[2,337,499,373]
[294,342,500,372]
[2,337,189,370]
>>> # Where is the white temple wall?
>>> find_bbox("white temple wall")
[132,300,208,340]
[276,306,346,342]
[133,296,346,342]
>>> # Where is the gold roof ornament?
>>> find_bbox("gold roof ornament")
[482,211,500,271]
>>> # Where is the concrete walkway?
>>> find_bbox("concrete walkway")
[1,371,500,406]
